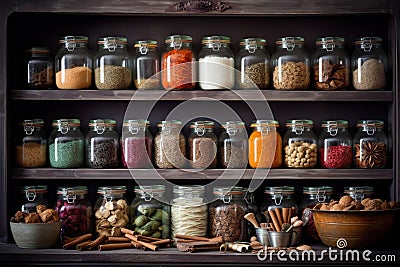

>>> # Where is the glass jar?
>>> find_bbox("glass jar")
[352,37,388,90]
[171,185,207,239]
[55,35,92,89]
[55,186,92,238]
[161,35,196,90]
[218,121,248,168]
[133,40,160,89]
[318,120,352,168]
[188,120,218,169]
[260,186,298,220]
[121,119,153,168]
[24,47,53,89]
[243,187,262,238]
[235,38,270,89]
[343,186,374,202]
[248,120,282,168]
[94,37,132,90]
[85,119,119,168]
[18,185,49,213]
[209,186,248,242]
[131,185,170,239]
[15,119,47,168]
[283,119,317,168]
[48,119,84,168]
[198,35,235,90]
[353,120,388,168]
[271,37,310,90]
[154,120,187,169]
[311,37,350,90]
[94,186,129,237]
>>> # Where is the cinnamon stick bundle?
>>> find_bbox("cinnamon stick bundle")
[63,233,93,250]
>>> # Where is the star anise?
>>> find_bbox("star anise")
[354,141,386,168]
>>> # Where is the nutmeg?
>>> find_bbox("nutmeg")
[330,204,345,211]
[339,195,354,207]
[24,212,41,223]
[320,203,330,210]
[364,199,382,211]
[36,204,47,214]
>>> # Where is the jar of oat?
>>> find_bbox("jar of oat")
[85,119,119,168]
[18,185,49,213]
[260,186,298,220]
[55,36,92,89]
[171,185,207,239]
[24,47,53,89]
[94,186,129,237]
[311,37,350,90]
[94,37,132,90]
[188,120,218,169]
[133,40,160,89]
[248,120,282,168]
[48,119,84,168]
[15,119,47,168]
[218,121,248,168]
[343,186,374,202]
[209,186,248,242]
[235,38,270,89]
[271,37,310,90]
[317,120,352,169]
[283,119,317,168]
[154,120,187,169]
[131,185,170,239]
[121,119,153,168]
[161,35,196,90]
[353,120,388,168]
[351,37,388,90]
[198,35,235,90]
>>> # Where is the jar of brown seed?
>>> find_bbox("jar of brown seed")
[188,120,218,169]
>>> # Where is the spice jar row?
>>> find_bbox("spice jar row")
[24,35,388,91]
[15,118,389,169]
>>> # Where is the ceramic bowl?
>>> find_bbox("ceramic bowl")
[10,221,61,249]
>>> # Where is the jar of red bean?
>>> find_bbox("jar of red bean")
[318,120,352,168]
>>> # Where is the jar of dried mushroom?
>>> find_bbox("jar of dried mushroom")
[131,185,170,239]
[121,119,153,168]
[94,37,132,90]
[351,37,388,90]
[283,119,317,168]
[55,35,92,89]
[55,186,92,239]
[235,38,270,89]
[343,186,374,202]
[353,120,388,168]
[218,121,248,168]
[188,120,218,169]
[85,119,119,168]
[311,37,350,90]
[271,37,310,90]
[154,120,187,169]
[15,119,47,168]
[133,40,160,89]
[48,119,84,168]
[161,35,196,90]
[317,120,352,169]
[209,186,247,242]
[94,186,129,237]
[248,120,282,168]
[24,47,53,89]
[260,186,298,218]
[199,35,235,90]
[171,185,207,239]
[18,185,49,213]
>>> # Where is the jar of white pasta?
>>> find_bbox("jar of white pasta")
[171,185,208,240]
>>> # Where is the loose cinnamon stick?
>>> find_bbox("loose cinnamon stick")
[136,235,163,242]
[98,242,134,251]
[136,240,158,251]
[63,233,93,250]
[86,234,107,250]
[274,208,284,228]
[130,240,143,249]
[121,227,135,236]
[151,239,172,247]
[175,234,211,242]
[268,210,281,232]
[108,237,131,243]
[76,241,92,251]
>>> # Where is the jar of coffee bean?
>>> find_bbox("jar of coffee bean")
[18,185,50,213]
[85,119,119,168]
[283,119,317,168]
[188,120,218,169]
[218,121,248,168]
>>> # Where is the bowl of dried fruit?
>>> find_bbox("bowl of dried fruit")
[312,196,400,249]
[10,205,61,249]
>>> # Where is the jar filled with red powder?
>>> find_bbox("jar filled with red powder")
[318,120,352,168]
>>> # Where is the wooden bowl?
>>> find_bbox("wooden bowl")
[312,209,397,249]
[10,221,61,249]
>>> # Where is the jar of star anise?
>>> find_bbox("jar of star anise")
[353,120,388,168]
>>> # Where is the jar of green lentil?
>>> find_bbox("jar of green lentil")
[49,119,84,168]
[94,37,132,90]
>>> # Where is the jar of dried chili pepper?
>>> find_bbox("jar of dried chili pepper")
[161,35,196,90]
[353,120,388,168]
[317,120,352,168]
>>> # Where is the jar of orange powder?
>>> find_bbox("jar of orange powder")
[248,120,282,168]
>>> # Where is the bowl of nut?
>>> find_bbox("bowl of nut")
[10,205,61,249]
[312,196,400,249]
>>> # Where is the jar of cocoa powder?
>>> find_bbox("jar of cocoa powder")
[188,120,218,169]
[353,120,388,168]
[218,121,248,168]
[18,185,49,213]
